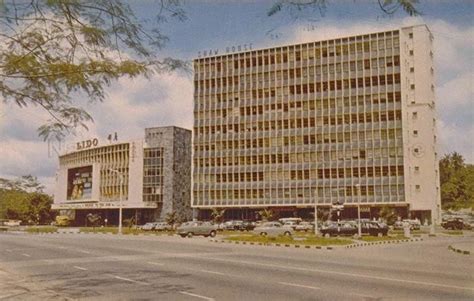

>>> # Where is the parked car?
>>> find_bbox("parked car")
[223,220,244,230]
[361,221,389,236]
[176,221,217,238]
[140,222,159,231]
[320,221,358,237]
[154,222,172,231]
[240,221,256,231]
[295,221,314,232]
[282,221,299,230]
[441,218,466,230]
[403,219,421,230]
[253,222,293,236]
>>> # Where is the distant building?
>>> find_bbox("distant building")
[53,126,192,225]
[192,25,440,224]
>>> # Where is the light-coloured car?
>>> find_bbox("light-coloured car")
[176,221,218,238]
[154,222,172,231]
[295,221,314,232]
[140,222,158,231]
[253,221,293,236]
[282,221,299,230]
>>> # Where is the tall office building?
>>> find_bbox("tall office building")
[193,25,440,223]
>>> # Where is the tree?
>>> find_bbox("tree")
[439,152,474,210]
[258,208,274,221]
[165,211,178,228]
[1,191,54,224]
[0,0,187,141]
[267,0,420,18]
[379,205,398,225]
[211,208,226,224]
[0,175,44,193]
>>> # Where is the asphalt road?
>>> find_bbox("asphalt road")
[0,232,473,301]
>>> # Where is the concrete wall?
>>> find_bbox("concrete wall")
[400,25,441,222]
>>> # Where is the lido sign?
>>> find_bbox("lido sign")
[77,138,99,150]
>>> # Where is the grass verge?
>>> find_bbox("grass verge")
[224,234,352,246]
[356,235,408,242]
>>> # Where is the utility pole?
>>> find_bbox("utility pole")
[109,168,123,235]
[355,184,362,237]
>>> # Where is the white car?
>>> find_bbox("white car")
[253,222,293,236]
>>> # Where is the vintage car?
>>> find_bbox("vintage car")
[176,221,218,238]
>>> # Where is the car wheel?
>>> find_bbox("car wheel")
[187,232,193,238]
[284,231,291,237]
[324,233,330,238]
[179,234,186,238]
[209,230,216,238]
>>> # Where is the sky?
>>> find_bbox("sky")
[0,0,473,194]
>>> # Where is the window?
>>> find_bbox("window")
[415,166,420,172]
[413,130,418,137]
[412,112,418,119]
[409,50,414,56]
[411,84,415,90]
[409,33,413,39]
[415,185,421,191]
[410,67,414,73]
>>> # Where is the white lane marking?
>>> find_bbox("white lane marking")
[278,282,321,290]
[195,256,474,292]
[73,266,88,271]
[147,261,164,266]
[21,253,31,257]
[111,275,150,285]
[198,269,225,276]
[354,293,377,299]
[78,250,91,254]
[179,291,215,301]
[6,249,12,253]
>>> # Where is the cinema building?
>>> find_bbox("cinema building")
[53,126,192,225]
[192,25,441,224]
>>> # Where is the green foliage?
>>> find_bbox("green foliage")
[379,205,398,225]
[440,152,474,210]
[211,208,226,223]
[267,0,419,18]
[258,208,275,221]
[165,211,178,226]
[0,0,187,140]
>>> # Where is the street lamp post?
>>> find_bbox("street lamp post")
[314,204,318,236]
[355,184,362,237]
[109,168,123,235]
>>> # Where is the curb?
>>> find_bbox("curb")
[345,238,423,249]
[209,239,335,250]
[448,245,471,255]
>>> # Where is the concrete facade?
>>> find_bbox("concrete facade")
[192,25,440,223]
[53,126,192,225]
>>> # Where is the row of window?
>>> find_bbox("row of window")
[195,130,402,151]
[194,184,404,200]
[195,56,400,85]
[195,31,399,71]
[195,110,402,135]
[194,147,403,168]
[206,166,404,183]
[195,93,401,119]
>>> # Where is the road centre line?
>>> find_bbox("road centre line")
[21,253,31,257]
[179,291,215,301]
[110,275,150,285]
[199,269,225,275]
[73,266,88,271]
[278,282,321,290]
[193,255,474,292]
